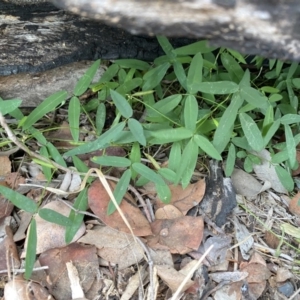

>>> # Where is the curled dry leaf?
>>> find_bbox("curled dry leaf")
[239,253,271,299]
[155,204,183,219]
[4,275,54,300]
[88,180,152,236]
[156,180,206,215]
[39,243,101,300]
[155,264,194,294]
[147,216,204,254]
[252,149,287,194]
[0,156,11,176]
[231,168,263,197]
[78,225,144,270]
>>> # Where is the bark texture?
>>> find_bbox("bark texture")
[0,1,193,75]
[51,0,300,61]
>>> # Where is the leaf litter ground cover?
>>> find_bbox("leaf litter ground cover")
[1,37,300,299]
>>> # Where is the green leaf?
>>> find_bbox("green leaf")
[173,61,187,91]
[72,156,89,173]
[284,124,297,167]
[66,188,88,243]
[96,103,106,135]
[132,162,165,185]
[114,59,150,70]
[244,156,253,173]
[22,91,67,130]
[240,86,269,109]
[272,151,288,164]
[280,114,300,125]
[64,122,125,157]
[158,168,177,183]
[91,64,119,92]
[262,105,274,133]
[25,219,37,280]
[174,40,218,55]
[269,94,283,102]
[225,143,236,177]
[227,49,247,64]
[92,156,131,167]
[175,139,198,188]
[194,134,222,160]
[47,142,67,168]
[142,62,170,91]
[263,119,280,146]
[147,94,182,118]
[157,35,176,59]
[0,99,22,115]
[0,97,24,120]
[149,127,193,144]
[129,142,141,179]
[260,86,279,94]
[155,183,171,203]
[68,96,80,142]
[74,59,100,96]
[292,78,300,89]
[275,60,284,77]
[39,208,73,226]
[116,78,143,96]
[239,113,264,152]
[110,89,133,118]
[128,118,146,146]
[184,95,198,131]
[187,52,203,94]
[40,146,52,181]
[168,142,181,172]
[213,92,243,152]
[0,186,38,213]
[198,81,239,94]
[107,169,132,215]
[239,69,251,87]
[275,165,294,191]
[221,52,244,82]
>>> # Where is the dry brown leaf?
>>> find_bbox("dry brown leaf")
[0,156,11,176]
[39,243,101,300]
[155,265,194,294]
[78,225,144,269]
[24,200,85,255]
[289,191,300,216]
[0,226,20,273]
[240,263,271,282]
[0,195,14,219]
[264,230,280,249]
[276,267,293,282]
[156,180,206,215]
[5,172,26,189]
[88,180,152,236]
[4,275,55,300]
[147,216,204,254]
[216,280,243,300]
[155,204,183,219]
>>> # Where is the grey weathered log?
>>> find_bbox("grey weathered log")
[50,0,300,62]
[0,1,193,75]
[0,61,104,106]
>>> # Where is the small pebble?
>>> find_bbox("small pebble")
[277,281,294,297]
